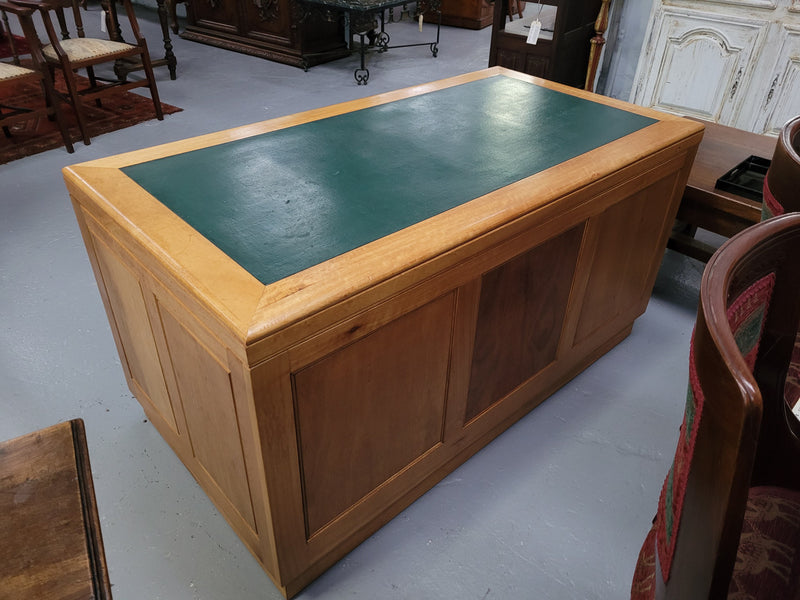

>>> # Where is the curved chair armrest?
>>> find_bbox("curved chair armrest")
[8,0,56,9]
[0,0,50,67]
[0,0,33,16]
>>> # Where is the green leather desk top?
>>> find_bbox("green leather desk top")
[122,76,656,286]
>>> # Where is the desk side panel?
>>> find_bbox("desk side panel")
[573,162,688,345]
[70,202,279,580]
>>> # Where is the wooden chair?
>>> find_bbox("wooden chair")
[631,212,800,599]
[762,114,800,219]
[0,0,73,152]
[13,0,162,147]
[760,115,800,418]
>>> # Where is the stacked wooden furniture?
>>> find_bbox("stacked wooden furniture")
[63,68,702,597]
[0,419,112,599]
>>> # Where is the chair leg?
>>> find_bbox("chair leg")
[83,65,103,108]
[167,0,178,34]
[60,67,92,145]
[38,78,74,153]
[137,44,164,121]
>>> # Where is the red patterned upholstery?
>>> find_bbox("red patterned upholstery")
[631,526,657,600]
[656,336,705,581]
[635,485,800,600]
[652,275,775,581]
[761,178,784,221]
[631,265,781,598]
[727,486,800,598]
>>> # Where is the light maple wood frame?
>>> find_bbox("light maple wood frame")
[63,67,703,598]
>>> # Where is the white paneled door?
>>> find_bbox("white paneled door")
[632,0,800,135]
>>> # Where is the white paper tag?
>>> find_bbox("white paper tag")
[526,19,541,45]
[100,10,107,33]
[418,14,423,32]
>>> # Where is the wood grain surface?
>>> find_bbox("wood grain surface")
[64,67,703,597]
[0,419,111,600]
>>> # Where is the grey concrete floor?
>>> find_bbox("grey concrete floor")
[1,6,707,599]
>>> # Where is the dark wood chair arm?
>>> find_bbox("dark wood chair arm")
[0,0,33,16]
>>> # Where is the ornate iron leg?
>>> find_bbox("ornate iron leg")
[376,10,389,51]
[354,31,369,84]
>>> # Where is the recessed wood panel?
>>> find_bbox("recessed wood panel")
[293,294,455,537]
[575,175,677,343]
[159,307,257,531]
[93,238,177,432]
[465,225,585,422]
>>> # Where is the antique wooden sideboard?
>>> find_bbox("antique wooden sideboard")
[64,68,702,597]
[181,0,349,68]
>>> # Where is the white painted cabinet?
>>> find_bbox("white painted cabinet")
[632,0,800,135]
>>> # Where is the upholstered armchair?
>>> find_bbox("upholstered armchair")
[762,115,800,220]
[631,213,800,599]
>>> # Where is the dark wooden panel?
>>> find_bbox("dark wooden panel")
[241,0,291,38]
[183,0,347,68]
[293,293,454,537]
[186,0,241,34]
[465,225,584,422]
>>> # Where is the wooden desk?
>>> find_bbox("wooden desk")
[668,120,777,262]
[0,419,112,599]
[63,67,702,597]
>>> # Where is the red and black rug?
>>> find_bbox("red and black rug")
[0,34,30,60]
[1,67,181,164]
